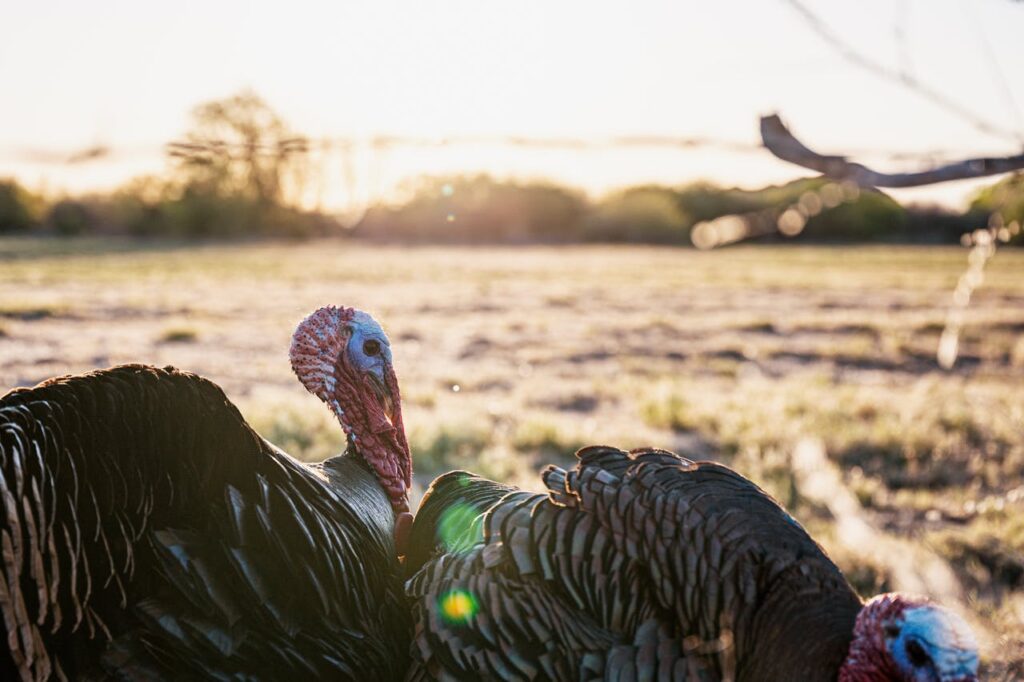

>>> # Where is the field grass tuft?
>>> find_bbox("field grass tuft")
[0,303,67,321]
[158,326,200,343]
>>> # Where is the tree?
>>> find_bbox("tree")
[167,90,308,206]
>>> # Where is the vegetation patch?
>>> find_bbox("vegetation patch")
[0,303,66,321]
[409,421,496,477]
[511,419,586,465]
[158,326,199,343]
[242,400,346,463]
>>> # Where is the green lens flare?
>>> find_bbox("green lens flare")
[438,502,481,553]
[439,589,478,624]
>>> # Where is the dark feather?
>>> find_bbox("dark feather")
[406,446,862,681]
[0,364,410,681]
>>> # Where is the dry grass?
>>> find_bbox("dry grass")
[1,236,1023,675]
[158,326,200,343]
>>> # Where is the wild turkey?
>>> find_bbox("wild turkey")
[405,447,979,681]
[0,306,413,680]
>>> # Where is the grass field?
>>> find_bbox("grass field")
[2,237,1023,675]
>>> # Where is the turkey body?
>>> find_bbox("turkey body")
[405,446,863,681]
[0,365,410,681]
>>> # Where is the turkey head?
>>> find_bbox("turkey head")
[289,306,413,513]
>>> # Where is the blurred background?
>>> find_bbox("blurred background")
[1,0,1023,676]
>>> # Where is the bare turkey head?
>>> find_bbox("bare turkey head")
[289,306,412,512]
[841,593,978,682]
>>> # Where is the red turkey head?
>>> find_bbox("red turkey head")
[289,306,412,512]
[840,593,978,682]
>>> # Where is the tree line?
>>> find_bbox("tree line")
[0,91,1020,246]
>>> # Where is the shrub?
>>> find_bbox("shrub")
[802,189,907,241]
[584,186,690,244]
[971,173,1024,244]
[46,200,97,236]
[0,179,41,232]
[356,175,587,243]
[675,180,767,222]
[158,185,261,237]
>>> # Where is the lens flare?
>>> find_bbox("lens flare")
[438,502,481,552]
[439,589,478,624]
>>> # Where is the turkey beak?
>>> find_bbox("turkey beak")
[380,362,412,514]
[381,385,396,427]
[366,370,397,428]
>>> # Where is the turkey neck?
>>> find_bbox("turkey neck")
[316,449,397,549]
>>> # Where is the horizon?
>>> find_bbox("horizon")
[2,0,1022,214]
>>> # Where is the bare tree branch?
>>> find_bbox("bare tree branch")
[761,114,1024,188]
[781,0,1024,144]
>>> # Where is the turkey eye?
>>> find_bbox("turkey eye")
[905,639,930,668]
[363,339,381,357]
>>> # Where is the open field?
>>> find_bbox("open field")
[2,237,1023,675]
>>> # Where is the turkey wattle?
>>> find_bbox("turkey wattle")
[405,447,979,682]
[0,306,413,681]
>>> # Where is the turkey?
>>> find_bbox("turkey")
[405,447,979,681]
[0,305,413,680]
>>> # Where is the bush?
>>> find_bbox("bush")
[356,175,587,243]
[159,185,261,237]
[971,173,1024,244]
[0,179,41,232]
[111,195,169,237]
[355,176,928,245]
[44,181,340,239]
[584,186,690,244]
[46,200,97,236]
[902,205,981,244]
[802,189,907,241]
[676,181,767,222]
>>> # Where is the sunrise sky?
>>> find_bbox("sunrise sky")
[1,0,1022,212]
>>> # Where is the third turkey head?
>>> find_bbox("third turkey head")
[841,593,979,682]
[289,305,413,513]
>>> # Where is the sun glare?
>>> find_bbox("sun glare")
[2,1,1019,212]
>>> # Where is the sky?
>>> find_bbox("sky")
[1,0,1022,213]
